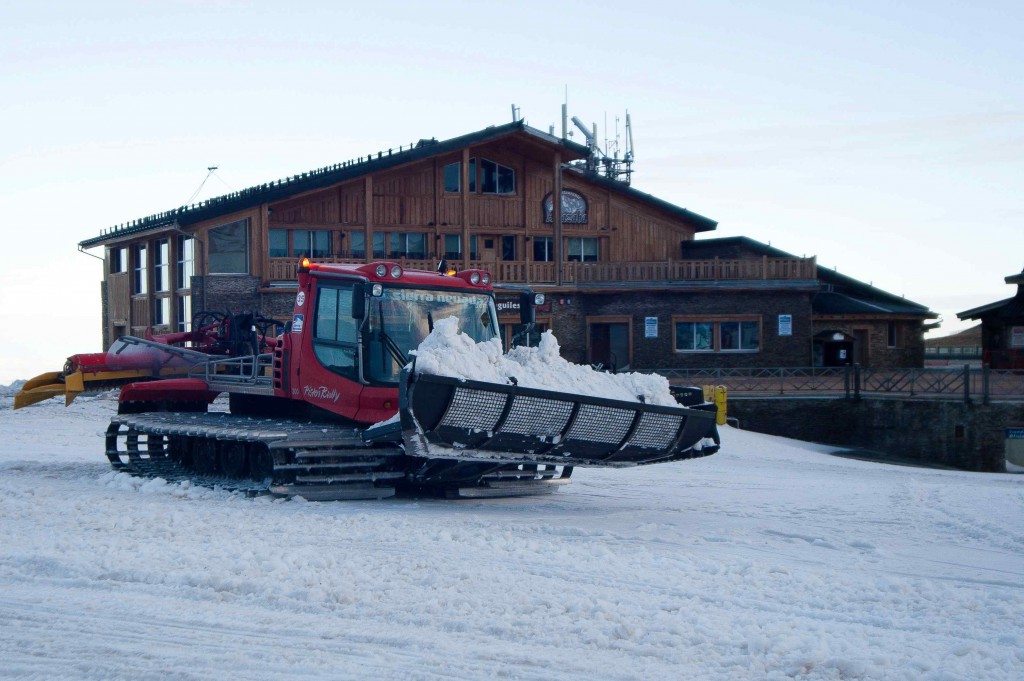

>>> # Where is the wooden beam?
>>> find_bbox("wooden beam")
[553,152,562,286]
[364,176,373,263]
[461,147,470,270]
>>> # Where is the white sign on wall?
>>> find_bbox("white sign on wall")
[778,314,793,337]
[645,317,658,338]
[1011,326,1024,348]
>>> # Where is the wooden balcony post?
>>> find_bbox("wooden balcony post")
[461,147,470,271]
[553,152,562,286]
[364,176,373,263]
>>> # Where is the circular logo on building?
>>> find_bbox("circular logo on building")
[296,291,306,307]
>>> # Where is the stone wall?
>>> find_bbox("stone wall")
[727,396,1024,472]
[547,288,815,369]
[191,275,262,315]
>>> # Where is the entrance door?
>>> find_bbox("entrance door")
[822,341,854,367]
[588,322,631,372]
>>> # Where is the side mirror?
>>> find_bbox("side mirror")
[351,283,366,319]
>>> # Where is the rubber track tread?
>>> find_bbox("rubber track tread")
[106,412,404,499]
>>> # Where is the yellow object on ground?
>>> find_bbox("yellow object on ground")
[703,384,728,426]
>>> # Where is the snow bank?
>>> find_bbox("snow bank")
[412,317,677,406]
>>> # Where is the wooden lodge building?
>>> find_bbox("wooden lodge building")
[79,120,936,371]
[958,267,1024,369]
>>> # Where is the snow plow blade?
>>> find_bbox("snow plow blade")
[13,372,68,409]
[399,370,719,468]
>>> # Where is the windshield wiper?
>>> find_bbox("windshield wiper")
[377,301,409,370]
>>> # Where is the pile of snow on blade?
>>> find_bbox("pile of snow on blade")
[412,317,677,407]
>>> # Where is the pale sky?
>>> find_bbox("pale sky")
[1,1,1021,383]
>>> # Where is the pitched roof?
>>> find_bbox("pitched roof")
[681,236,936,318]
[563,166,716,232]
[80,121,592,249]
[79,121,716,248]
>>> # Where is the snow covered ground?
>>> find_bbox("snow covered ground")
[2,386,1023,680]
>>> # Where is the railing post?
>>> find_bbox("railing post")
[844,364,851,398]
[983,365,990,405]
[853,364,861,400]
[963,364,971,404]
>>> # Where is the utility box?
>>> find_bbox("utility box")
[1007,427,1024,469]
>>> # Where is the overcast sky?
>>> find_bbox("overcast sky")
[1,1,1021,382]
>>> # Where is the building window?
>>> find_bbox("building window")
[479,158,515,194]
[109,247,127,274]
[543,190,588,224]
[154,239,170,292]
[675,322,714,352]
[675,318,760,353]
[132,244,147,295]
[176,237,194,290]
[208,219,249,273]
[533,237,554,262]
[887,321,899,348]
[567,237,598,262]
[443,234,478,260]
[443,162,461,193]
[293,230,332,258]
[177,294,192,332]
[153,297,171,327]
[350,232,366,258]
[371,232,428,259]
[501,235,516,261]
[720,321,760,351]
[443,158,514,195]
[269,229,289,258]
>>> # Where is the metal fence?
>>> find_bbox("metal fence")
[653,365,1024,404]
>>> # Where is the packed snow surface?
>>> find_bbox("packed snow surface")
[413,317,677,406]
[2,384,1024,680]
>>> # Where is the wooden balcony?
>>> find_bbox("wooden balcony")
[266,255,818,287]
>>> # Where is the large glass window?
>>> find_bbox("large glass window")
[154,239,170,292]
[208,219,249,273]
[442,234,477,260]
[479,158,515,194]
[177,295,192,332]
[349,232,366,258]
[371,232,427,259]
[443,162,460,193]
[388,233,426,259]
[313,284,359,381]
[674,319,760,353]
[533,236,554,262]
[675,322,714,352]
[176,237,194,290]
[109,247,127,274]
[501,235,516,261]
[132,244,147,295]
[153,297,171,326]
[443,158,514,195]
[720,321,760,351]
[269,229,289,258]
[567,237,598,262]
[365,287,498,383]
[293,230,332,258]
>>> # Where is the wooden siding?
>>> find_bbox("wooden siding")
[107,273,129,324]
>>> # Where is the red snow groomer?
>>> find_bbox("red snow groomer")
[27,261,721,499]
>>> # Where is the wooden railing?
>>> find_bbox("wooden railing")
[266,255,818,286]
